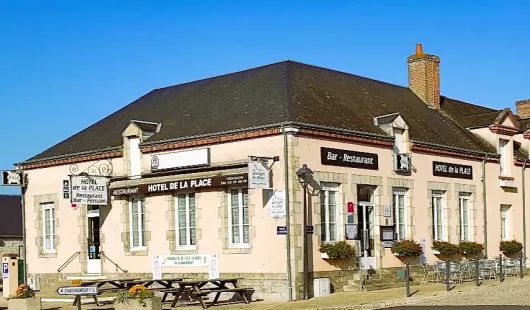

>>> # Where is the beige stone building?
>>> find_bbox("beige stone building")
[15,44,530,300]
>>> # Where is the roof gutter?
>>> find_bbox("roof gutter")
[411,140,500,158]
[16,146,122,166]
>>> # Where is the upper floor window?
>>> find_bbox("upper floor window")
[320,185,339,242]
[393,128,405,153]
[176,193,196,248]
[432,191,446,241]
[41,203,56,253]
[229,188,249,247]
[129,197,146,250]
[499,139,508,176]
[393,188,407,240]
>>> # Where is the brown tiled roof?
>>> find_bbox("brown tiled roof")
[0,195,22,238]
[24,61,497,163]
[440,97,500,128]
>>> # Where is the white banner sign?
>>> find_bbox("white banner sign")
[268,190,286,218]
[70,176,108,205]
[151,148,210,171]
[248,162,270,189]
[161,254,209,267]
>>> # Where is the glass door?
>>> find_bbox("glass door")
[357,185,376,269]
[86,206,101,274]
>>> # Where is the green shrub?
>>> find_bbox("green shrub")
[500,240,523,254]
[391,239,423,257]
[457,241,484,255]
[431,241,459,255]
[319,241,356,259]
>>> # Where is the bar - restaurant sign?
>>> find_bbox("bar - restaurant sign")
[111,174,248,196]
[432,161,473,180]
[320,147,379,170]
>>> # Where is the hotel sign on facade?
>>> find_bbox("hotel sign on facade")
[70,175,108,205]
[111,173,248,196]
[432,161,473,180]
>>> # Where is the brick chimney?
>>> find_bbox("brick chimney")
[516,99,530,119]
[407,44,441,109]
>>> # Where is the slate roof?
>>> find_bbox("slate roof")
[0,195,22,238]
[25,60,499,163]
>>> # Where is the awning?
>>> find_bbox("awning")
[110,167,248,197]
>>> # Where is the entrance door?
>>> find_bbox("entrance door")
[86,206,101,274]
[357,185,376,269]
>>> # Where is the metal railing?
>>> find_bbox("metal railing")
[100,251,128,273]
[57,251,80,273]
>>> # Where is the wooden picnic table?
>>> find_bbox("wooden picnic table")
[163,277,253,309]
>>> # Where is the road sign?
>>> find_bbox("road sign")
[2,263,8,279]
[57,286,98,295]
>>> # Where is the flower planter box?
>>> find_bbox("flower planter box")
[115,296,162,310]
[8,297,42,310]
[321,252,329,259]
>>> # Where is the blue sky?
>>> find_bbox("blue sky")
[1,0,529,194]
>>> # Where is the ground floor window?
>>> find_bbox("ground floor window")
[129,197,146,250]
[432,191,445,241]
[459,193,471,241]
[501,205,510,241]
[176,193,196,248]
[229,188,249,247]
[320,184,339,242]
[393,188,407,240]
[41,203,56,253]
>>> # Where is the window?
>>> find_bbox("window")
[432,191,445,241]
[499,139,508,176]
[41,203,56,253]
[501,205,510,241]
[229,188,249,247]
[393,189,407,240]
[320,187,338,242]
[393,128,405,153]
[129,197,146,249]
[459,193,471,241]
[129,137,141,178]
[176,193,196,248]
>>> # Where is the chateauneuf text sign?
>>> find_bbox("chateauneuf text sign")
[320,147,379,170]
[57,286,98,296]
[432,161,473,180]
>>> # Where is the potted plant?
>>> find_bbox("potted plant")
[319,241,356,259]
[391,239,423,257]
[500,240,523,255]
[7,284,41,310]
[458,241,484,257]
[431,241,459,255]
[115,284,161,310]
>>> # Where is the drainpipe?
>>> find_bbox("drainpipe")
[522,159,528,264]
[282,125,293,302]
[482,154,489,258]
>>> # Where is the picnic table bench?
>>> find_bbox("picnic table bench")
[162,278,253,309]
[73,277,185,306]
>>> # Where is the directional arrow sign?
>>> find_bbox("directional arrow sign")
[57,286,98,296]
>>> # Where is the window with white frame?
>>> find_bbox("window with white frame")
[499,139,508,176]
[176,193,196,248]
[432,191,445,241]
[393,128,405,154]
[129,197,146,249]
[229,188,249,247]
[41,203,56,252]
[320,185,338,242]
[459,193,471,241]
[393,188,407,240]
[129,137,141,178]
[501,205,510,241]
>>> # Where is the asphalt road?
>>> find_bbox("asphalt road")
[388,307,530,309]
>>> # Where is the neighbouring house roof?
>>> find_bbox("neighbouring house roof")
[24,60,499,163]
[0,195,22,238]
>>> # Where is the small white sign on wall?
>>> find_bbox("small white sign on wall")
[268,190,286,218]
[161,255,209,267]
[383,205,392,218]
[208,254,219,279]
[152,256,162,280]
[248,162,270,189]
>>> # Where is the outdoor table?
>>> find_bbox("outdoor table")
[72,278,141,306]
[164,277,252,309]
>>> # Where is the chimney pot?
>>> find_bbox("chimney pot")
[415,43,423,55]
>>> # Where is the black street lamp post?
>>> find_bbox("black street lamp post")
[296,164,313,300]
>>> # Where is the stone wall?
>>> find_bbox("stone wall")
[28,272,288,301]
[0,237,22,256]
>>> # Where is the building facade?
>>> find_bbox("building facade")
[0,195,23,257]
[16,44,530,300]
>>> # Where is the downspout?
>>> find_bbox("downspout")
[282,125,293,301]
[482,154,489,258]
[522,159,528,264]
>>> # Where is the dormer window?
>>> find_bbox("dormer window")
[121,120,162,179]
[129,137,141,178]
[499,138,508,176]
[373,113,411,174]
[393,128,405,154]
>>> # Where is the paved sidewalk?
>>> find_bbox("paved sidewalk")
[0,277,528,309]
